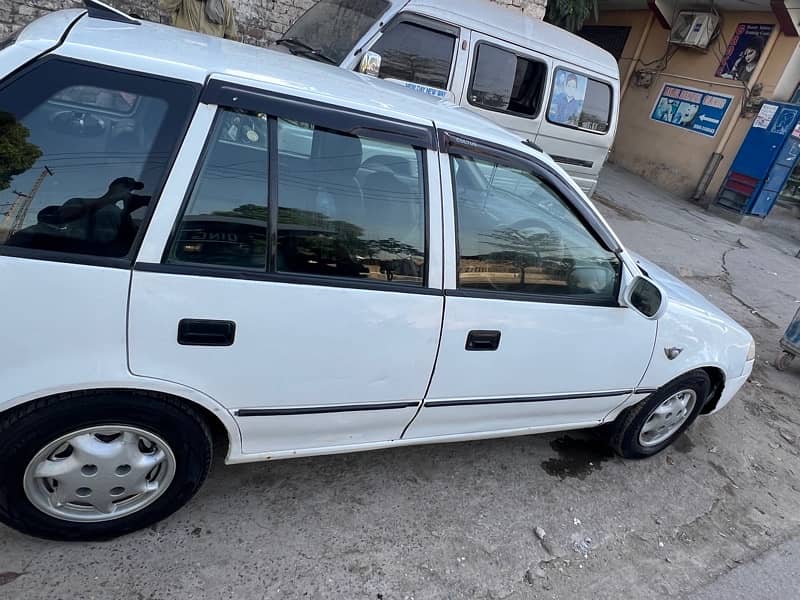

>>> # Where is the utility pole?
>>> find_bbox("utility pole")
[0,166,53,243]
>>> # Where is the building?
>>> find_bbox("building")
[1,0,547,46]
[586,0,800,215]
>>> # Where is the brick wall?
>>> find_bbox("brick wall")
[1,0,547,46]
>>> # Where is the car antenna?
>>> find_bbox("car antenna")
[522,139,543,153]
[83,0,141,25]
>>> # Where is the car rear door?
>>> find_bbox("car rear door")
[128,79,445,456]
[404,133,656,440]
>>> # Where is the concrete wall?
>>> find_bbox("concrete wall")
[1,0,547,45]
[596,10,799,200]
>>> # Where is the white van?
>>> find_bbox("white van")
[279,0,620,195]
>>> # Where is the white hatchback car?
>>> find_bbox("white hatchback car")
[0,2,754,540]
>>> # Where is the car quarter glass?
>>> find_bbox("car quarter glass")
[0,58,197,260]
[450,153,620,302]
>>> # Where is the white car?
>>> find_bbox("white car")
[0,2,754,541]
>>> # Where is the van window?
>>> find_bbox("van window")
[0,59,196,259]
[451,153,619,301]
[468,43,547,118]
[547,68,612,133]
[166,108,269,270]
[369,21,456,89]
[277,119,426,286]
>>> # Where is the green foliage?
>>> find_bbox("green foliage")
[0,112,42,191]
[544,0,598,33]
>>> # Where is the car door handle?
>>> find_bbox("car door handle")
[465,330,501,351]
[178,319,236,346]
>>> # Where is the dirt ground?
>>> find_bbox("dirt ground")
[1,164,799,599]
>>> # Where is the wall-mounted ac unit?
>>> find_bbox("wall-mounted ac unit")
[670,12,719,49]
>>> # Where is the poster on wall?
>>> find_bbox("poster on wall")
[650,84,732,137]
[548,69,588,127]
[753,103,778,129]
[716,24,774,83]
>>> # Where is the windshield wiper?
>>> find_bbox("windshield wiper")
[276,37,337,65]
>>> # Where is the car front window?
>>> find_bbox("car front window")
[281,0,391,65]
[452,153,620,301]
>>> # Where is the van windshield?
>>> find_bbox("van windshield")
[281,0,391,65]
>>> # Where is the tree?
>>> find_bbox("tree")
[0,112,42,192]
[544,0,598,33]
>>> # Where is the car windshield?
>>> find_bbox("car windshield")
[281,0,391,65]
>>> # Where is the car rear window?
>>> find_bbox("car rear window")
[0,59,197,260]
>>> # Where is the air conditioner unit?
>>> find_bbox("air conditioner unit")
[670,12,719,49]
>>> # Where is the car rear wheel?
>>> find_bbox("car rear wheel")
[0,391,212,540]
[608,370,711,459]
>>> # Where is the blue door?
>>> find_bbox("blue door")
[749,135,800,216]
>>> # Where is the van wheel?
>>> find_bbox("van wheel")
[608,370,711,459]
[0,391,212,541]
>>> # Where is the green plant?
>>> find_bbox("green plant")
[544,0,598,33]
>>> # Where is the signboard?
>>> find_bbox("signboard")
[753,103,778,129]
[650,84,732,137]
[716,24,774,83]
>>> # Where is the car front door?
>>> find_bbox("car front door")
[404,134,657,440]
[128,80,444,456]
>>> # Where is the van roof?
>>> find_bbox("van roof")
[27,10,551,161]
[403,0,619,78]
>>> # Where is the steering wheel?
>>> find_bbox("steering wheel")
[507,217,559,238]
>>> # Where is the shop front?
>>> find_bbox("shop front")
[583,0,800,218]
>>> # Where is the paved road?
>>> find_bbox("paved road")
[687,535,800,600]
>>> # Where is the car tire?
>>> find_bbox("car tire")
[0,391,212,541]
[608,370,711,459]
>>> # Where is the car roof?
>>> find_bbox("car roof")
[43,11,549,161]
[402,0,618,78]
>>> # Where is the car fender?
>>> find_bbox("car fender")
[0,377,244,461]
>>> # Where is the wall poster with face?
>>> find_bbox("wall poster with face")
[548,68,588,127]
[716,24,773,84]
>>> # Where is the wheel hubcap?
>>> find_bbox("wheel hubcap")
[639,389,697,447]
[23,426,176,522]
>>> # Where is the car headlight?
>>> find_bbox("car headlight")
[747,340,756,362]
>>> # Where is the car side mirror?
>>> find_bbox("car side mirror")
[357,51,382,77]
[624,275,667,319]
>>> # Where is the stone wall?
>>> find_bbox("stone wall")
[1,0,546,45]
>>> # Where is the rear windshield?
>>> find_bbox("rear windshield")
[282,0,390,65]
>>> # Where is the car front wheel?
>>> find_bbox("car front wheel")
[0,391,212,541]
[608,370,711,459]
